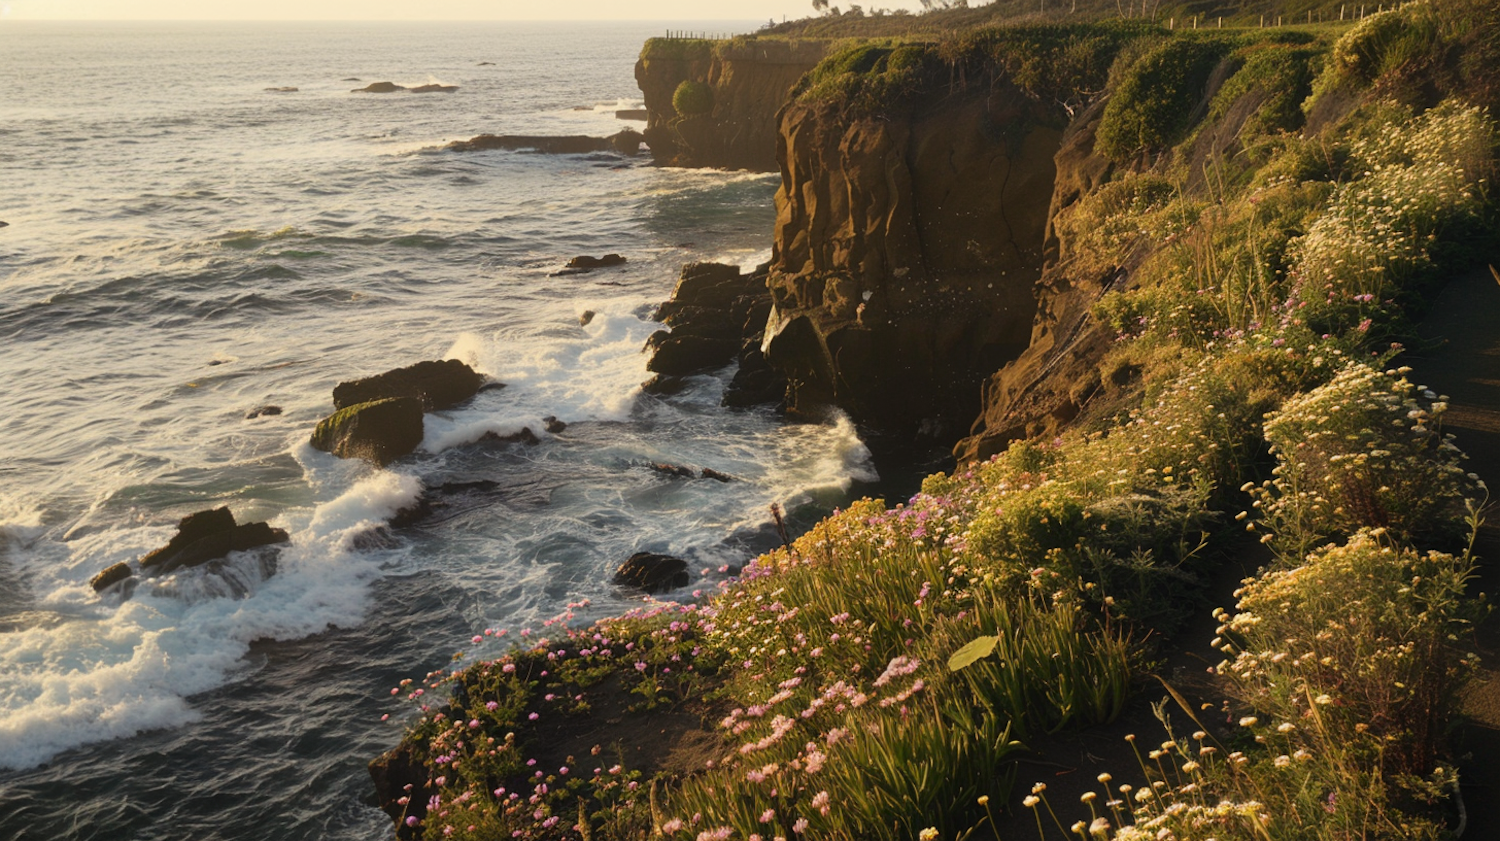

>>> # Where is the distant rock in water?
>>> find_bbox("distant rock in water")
[311,397,424,466]
[408,84,458,94]
[700,467,734,482]
[445,129,643,156]
[543,416,567,434]
[353,81,405,93]
[264,86,298,93]
[0,221,8,228]
[245,405,282,419]
[342,77,361,81]
[613,552,689,593]
[477,61,494,66]
[332,359,487,411]
[567,254,627,270]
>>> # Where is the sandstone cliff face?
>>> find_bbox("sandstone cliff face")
[635,39,828,171]
[762,80,1064,442]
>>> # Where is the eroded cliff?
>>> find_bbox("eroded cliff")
[635,38,828,170]
[763,79,1062,442]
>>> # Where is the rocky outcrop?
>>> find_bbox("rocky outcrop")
[137,507,290,576]
[91,507,291,592]
[311,397,425,466]
[641,262,785,406]
[613,552,689,593]
[353,81,404,93]
[333,359,486,412]
[635,38,828,170]
[445,130,643,155]
[761,79,1064,444]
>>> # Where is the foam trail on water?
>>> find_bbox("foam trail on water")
[0,472,422,771]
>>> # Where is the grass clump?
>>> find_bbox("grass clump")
[1097,36,1234,161]
[671,79,714,116]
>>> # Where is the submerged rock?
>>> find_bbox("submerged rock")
[613,552,689,593]
[311,396,425,466]
[264,86,298,93]
[332,359,486,411]
[408,84,458,93]
[353,81,404,93]
[245,405,282,419]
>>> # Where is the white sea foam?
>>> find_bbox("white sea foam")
[425,307,656,453]
[0,472,421,771]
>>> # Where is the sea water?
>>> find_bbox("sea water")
[0,21,875,840]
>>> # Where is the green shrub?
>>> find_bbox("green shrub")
[1217,530,1482,778]
[1253,361,1479,557]
[671,79,714,116]
[1098,36,1233,161]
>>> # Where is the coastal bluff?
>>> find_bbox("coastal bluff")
[635,38,828,170]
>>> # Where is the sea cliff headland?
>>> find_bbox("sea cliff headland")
[372,3,1500,839]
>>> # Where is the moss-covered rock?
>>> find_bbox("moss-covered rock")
[311,397,424,466]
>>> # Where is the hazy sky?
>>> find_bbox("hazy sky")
[0,0,929,21]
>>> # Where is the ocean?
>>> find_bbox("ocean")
[0,21,876,841]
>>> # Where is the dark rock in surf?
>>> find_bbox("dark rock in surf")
[700,467,734,482]
[91,562,134,592]
[136,507,290,576]
[567,254,627,270]
[610,128,645,155]
[579,310,595,326]
[481,427,540,446]
[643,262,782,407]
[354,81,405,93]
[645,331,739,377]
[245,405,283,419]
[613,552,690,594]
[543,416,567,434]
[641,373,688,395]
[311,397,424,466]
[648,462,696,479]
[409,84,458,93]
[332,359,486,411]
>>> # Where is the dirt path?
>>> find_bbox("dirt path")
[1412,265,1500,837]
